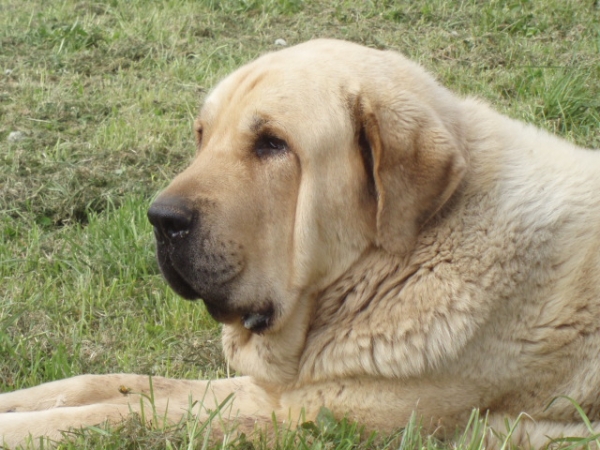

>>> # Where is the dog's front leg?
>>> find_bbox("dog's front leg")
[0,374,175,413]
[0,375,279,448]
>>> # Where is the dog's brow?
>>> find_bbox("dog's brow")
[250,115,272,133]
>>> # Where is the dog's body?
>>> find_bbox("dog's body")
[2,39,600,448]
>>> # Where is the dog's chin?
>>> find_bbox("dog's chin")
[206,302,275,334]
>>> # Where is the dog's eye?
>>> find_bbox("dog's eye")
[254,135,288,159]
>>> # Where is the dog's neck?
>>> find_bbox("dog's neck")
[220,287,316,387]
[220,247,417,388]
[297,248,430,383]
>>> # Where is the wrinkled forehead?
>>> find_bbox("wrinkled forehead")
[200,47,357,128]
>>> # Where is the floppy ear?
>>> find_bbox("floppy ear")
[356,93,467,258]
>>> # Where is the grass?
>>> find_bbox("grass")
[1,0,599,448]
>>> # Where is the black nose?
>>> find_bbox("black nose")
[148,196,194,241]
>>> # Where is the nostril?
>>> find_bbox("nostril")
[163,217,190,239]
[148,197,194,241]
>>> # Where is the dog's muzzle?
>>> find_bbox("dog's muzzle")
[147,196,274,333]
[147,196,202,300]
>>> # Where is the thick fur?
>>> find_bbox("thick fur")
[2,39,600,448]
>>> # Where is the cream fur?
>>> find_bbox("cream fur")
[2,39,600,449]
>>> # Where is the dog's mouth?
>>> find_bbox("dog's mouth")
[155,242,275,333]
[202,293,276,334]
[206,303,275,333]
[204,299,275,333]
[153,237,203,301]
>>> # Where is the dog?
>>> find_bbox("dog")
[2,39,600,449]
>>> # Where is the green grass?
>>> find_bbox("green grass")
[1,0,599,448]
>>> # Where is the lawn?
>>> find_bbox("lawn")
[1,0,599,448]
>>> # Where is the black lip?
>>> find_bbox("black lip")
[204,301,239,324]
[154,236,201,300]
[154,236,241,324]
[165,269,201,300]
[242,308,274,334]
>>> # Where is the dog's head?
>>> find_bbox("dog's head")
[148,39,466,335]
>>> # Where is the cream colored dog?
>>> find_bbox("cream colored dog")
[2,39,600,449]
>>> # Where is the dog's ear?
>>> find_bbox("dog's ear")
[355,93,467,258]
